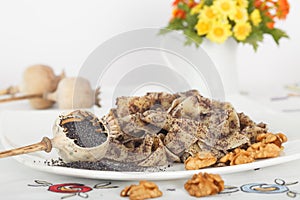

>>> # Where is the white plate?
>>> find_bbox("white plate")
[1,110,300,181]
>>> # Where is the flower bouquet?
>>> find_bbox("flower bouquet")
[161,0,290,50]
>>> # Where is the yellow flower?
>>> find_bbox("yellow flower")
[195,18,211,35]
[214,0,236,17]
[231,7,248,22]
[206,21,232,43]
[236,0,249,8]
[191,2,204,15]
[233,22,252,41]
[250,9,262,26]
[200,6,217,21]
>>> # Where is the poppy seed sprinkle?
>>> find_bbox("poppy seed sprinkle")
[49,158,170,172]
[60,116,108,148]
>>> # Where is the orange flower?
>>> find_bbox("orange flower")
[188,1,197,8]
[276,0,290,19]
[254,0,273,11]
[171,0,197,19]
[172,0,197,7]
[254,0,263,8]
[265,11,275,29]
[267,21,275,29]
[265,11,275,19]
[172,8,186,19]
[172,0,182,6]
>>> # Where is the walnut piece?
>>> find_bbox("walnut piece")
[247,142,281,159]
[256,132,287,148]
[120,180,162,200]
[184,152,217,170]
[247,132,287,159]
[220,132,288,166]
[184,172,224,197]
[219,148,254,165]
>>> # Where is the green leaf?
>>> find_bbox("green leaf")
[265,28,289,45]
[158,28,172,35]
[165,18,185,31]
[243,29,264,51]
[247,0,255,13]
[184,36,195,46]
[204,0,214,6]
[183,29,203,47]
[186,13,198,30]
[177,2,190,12]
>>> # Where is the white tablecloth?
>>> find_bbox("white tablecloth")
[0,150,299,200]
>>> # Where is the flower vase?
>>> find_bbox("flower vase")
[201,38,239,95]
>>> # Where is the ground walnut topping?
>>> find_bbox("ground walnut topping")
[184,152,217,170]
[220,132,287,166]
[184,172,224,197]
[120,180,162,200]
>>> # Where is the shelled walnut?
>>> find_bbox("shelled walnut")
[184,152,217,170]
[219,148,254,165]
[184,172,224,197]
[120,180,162,200]
[247,142,281,159]
[256,133,287,148]
[247,132,287,159]
[219,132,288,166]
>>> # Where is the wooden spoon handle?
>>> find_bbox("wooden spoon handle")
[0,93,43,103]
[0,137,52,159]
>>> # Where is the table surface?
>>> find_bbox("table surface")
[1,85,300,200]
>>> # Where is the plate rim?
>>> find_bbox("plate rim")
[2,136,300,180]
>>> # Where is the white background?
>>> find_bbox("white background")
[0,0,299,94]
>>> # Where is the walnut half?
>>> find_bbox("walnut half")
[184,152,217,170]
[256,132,287,148]
[247,132,287,159]
[220,132,288,166]
[184,172,224,197]
[120,180,162,200]
[219,148,254,165]
[247,142,281,159]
